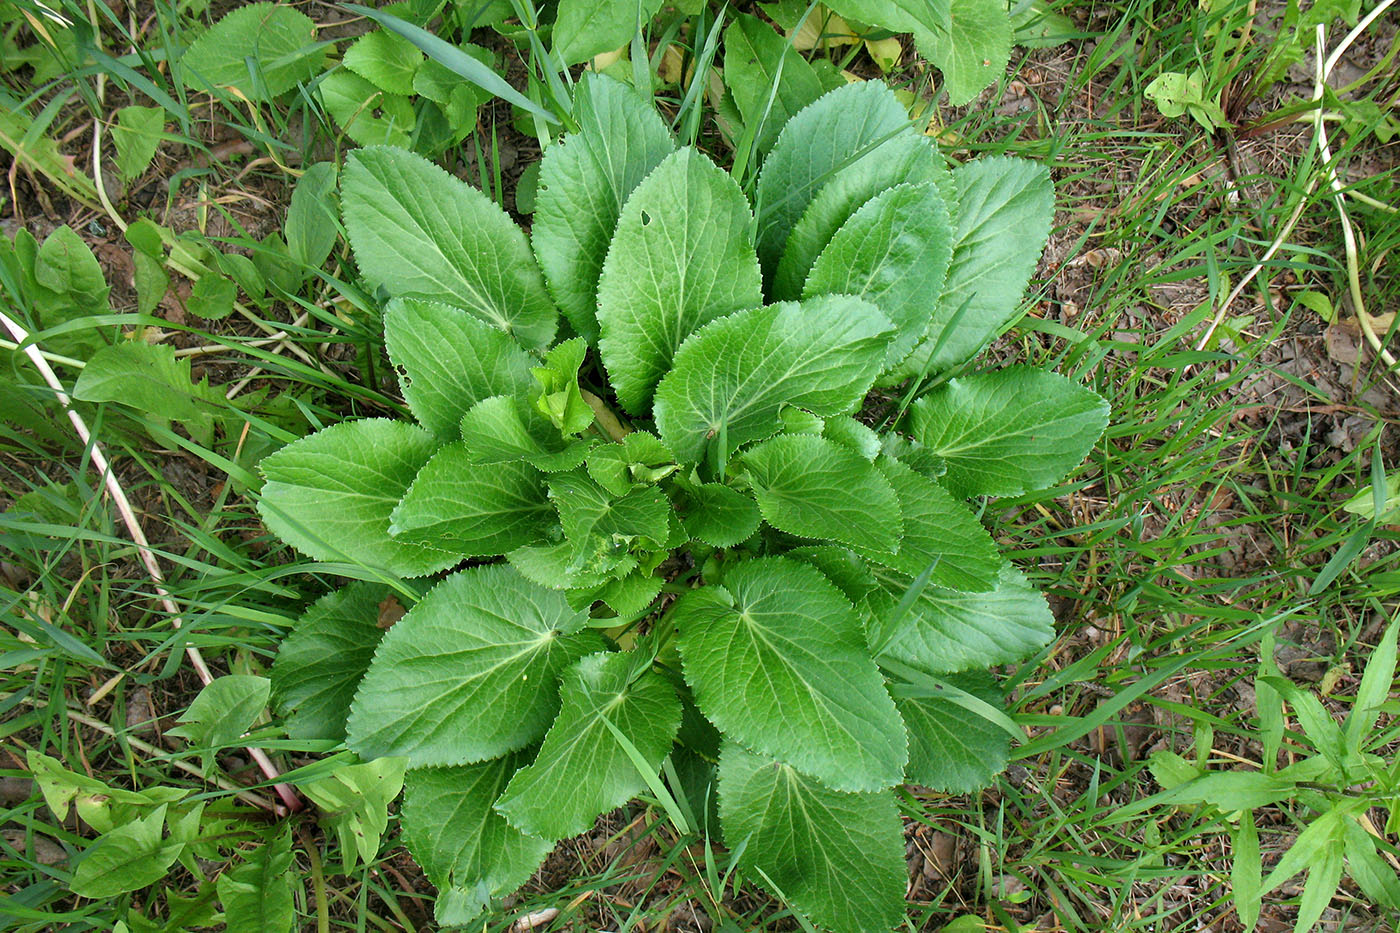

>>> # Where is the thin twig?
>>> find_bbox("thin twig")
[1195,0,1396,353]
[0,309,301,814]
[1311,14,1398,370]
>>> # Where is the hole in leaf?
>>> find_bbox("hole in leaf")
[640,210,652,226]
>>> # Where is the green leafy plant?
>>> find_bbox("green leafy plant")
[1148,619,1400,932]
[260,75,1108,931]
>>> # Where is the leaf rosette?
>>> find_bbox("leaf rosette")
[262,75,1108,932]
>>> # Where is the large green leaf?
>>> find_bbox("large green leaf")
[343,28,422,95]
[675,558,907,791]
[740,434,902,552]
[917,0,1012,106]
[342,146,557,348]
[597,147,762,414]
[390,445,552,555]
[908,367,1109,497]
[271,583,389,741]
[182,3,326,100]
[495,652,681,839]
[653,295,893,465]
[893,669,1010,792]
[258,419,457,577]
[384,297,537,439]
[724,14,826,157]
[346,565,603,766]
[533,74,674,342]
[754,81,915,281]
[772,132,944,301]
[553,0,667,65]
[867,564,1054,671]
[319,70,415,148]
[903,156,1054,375]
[804,182,954,367]
[851,456,1001,592]
[402,754,553,925]
[718,743,906,933]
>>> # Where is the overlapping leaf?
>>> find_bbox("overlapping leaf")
[547,471,672,574]
[902,156,1054,375]
[851,456,1001,592]
[458,395,594,471]
[741,434,902,552]
[384,297,536,439]
[892,670,1011,792]
[597,147,762,413]
[724,13,826,156]
[346,565,603,766]
[676,558,907,791]
[342,146,557,348]
[677,482,761,547]
[804,183,955,367]
[258,419,456,577]
[495,652,681,839]
[390,446,553,555]
[402,754,552,925]
[533,74,675,341]
[754,80,916,279]
[908,367,1109,497]
[773,133,946,301]
[867,564,1055,672]
[271,583,390,740]
[653,296,893,464]
[718,743,906,933]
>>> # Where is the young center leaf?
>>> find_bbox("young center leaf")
[384,297,536,439]
[346,566,604,767]
[533,73,675,342]
[676,557,908,792]
[458,395,595,472]
[495,651,682,840]
[718,742,907,933]
[908,367,1110,497]
[342,146,557,348]
[740,433,902,552]
[402,754,553,926]
[596,147,762,413]
[257,419,458,577]
[653,295,893,464]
